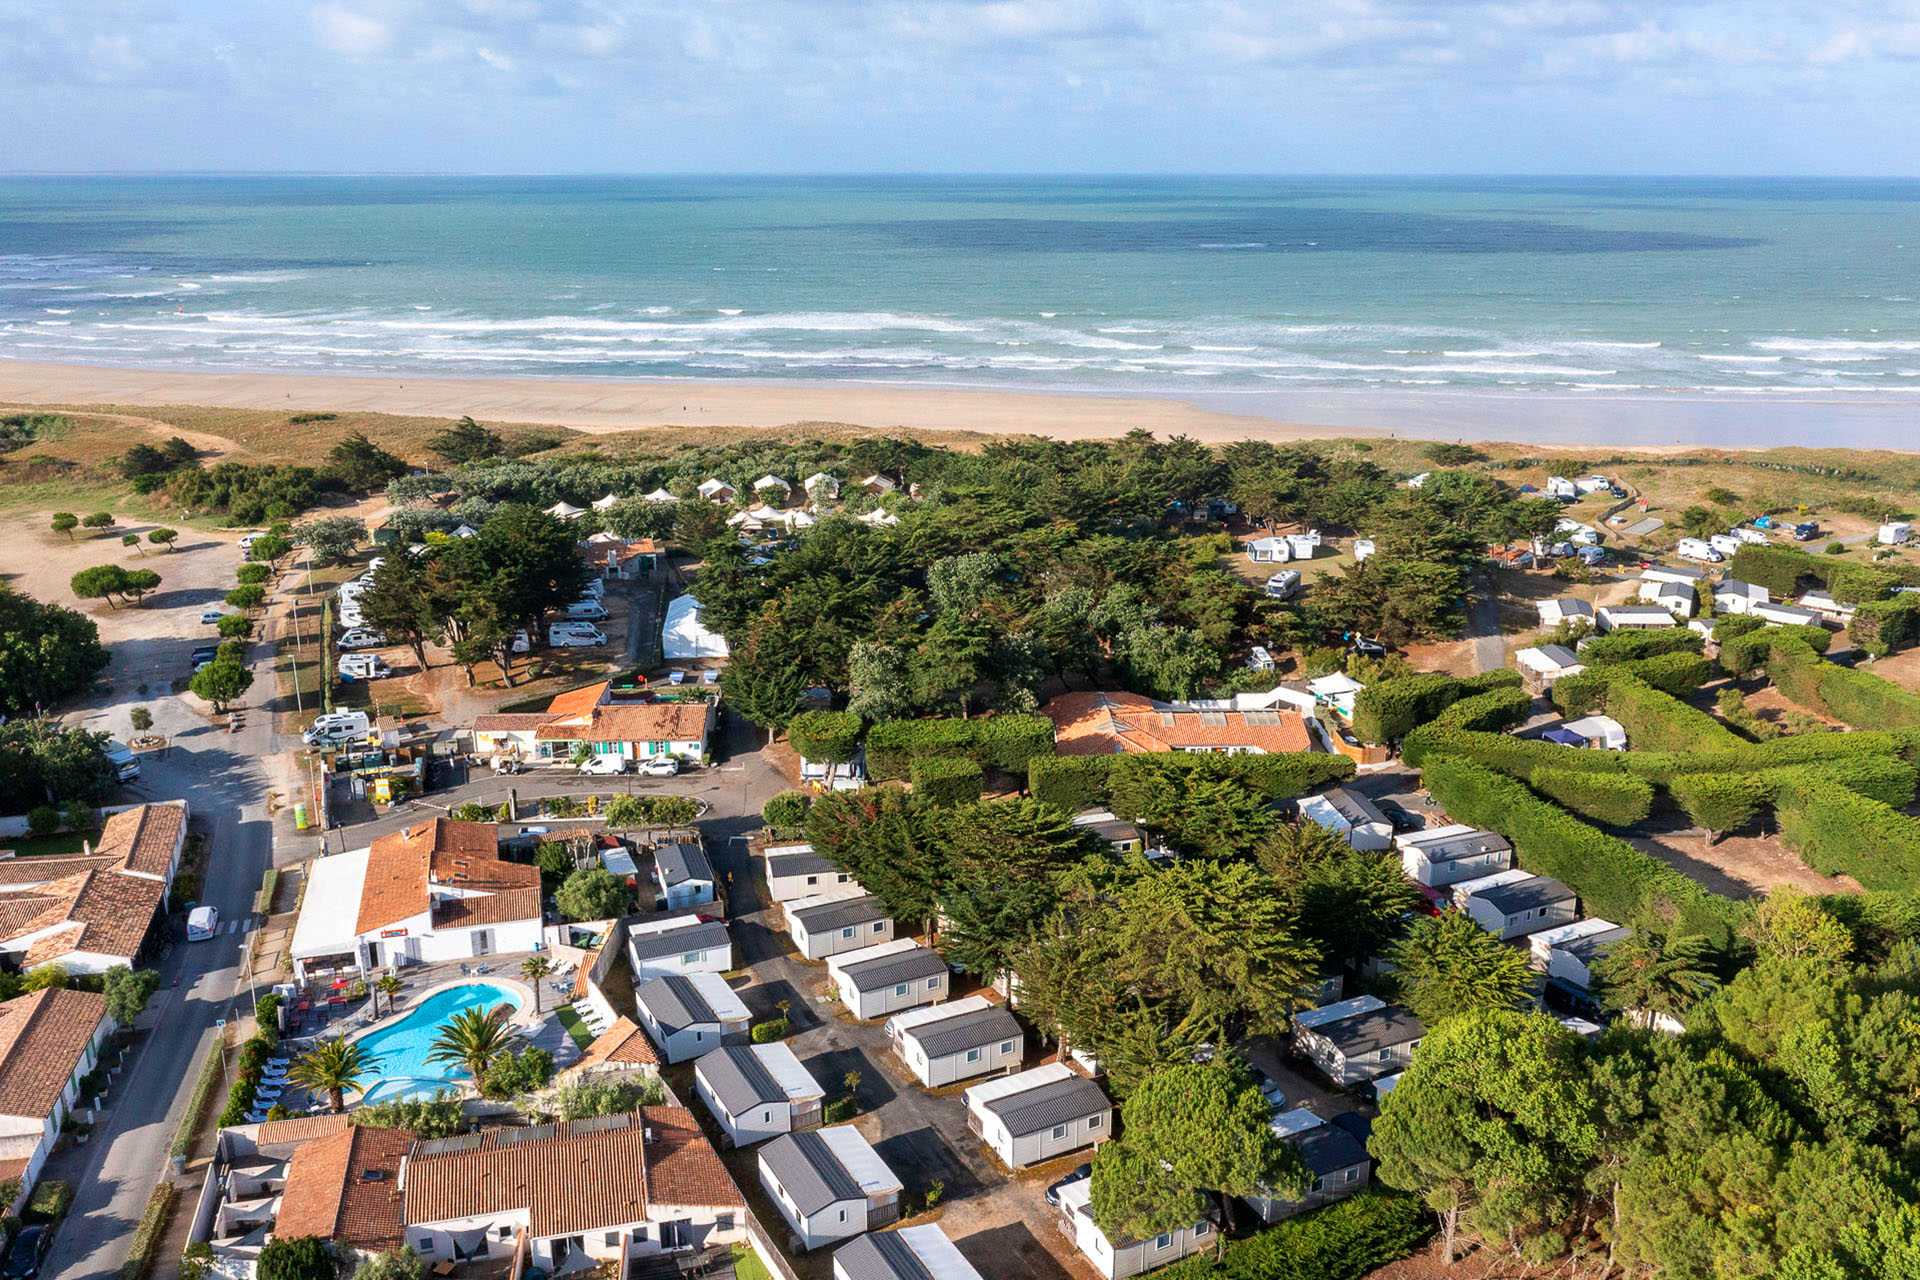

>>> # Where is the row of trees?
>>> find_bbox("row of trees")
[0,589,111,716]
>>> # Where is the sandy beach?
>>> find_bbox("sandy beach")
[0,359,1354,445]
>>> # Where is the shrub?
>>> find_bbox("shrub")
[129,706,153,732]
[864,715,1054,781]
[1625,650,1715,697]
[1155,1189,1432,1280]
[1029,751,1355,812]
[761,791,812,830]
[750,1019,789,1043]
[235,562,270,585]
[910,757,984,806]
[25,806,59,837]
[1668,772,1770,839]
[225,584,266,610]
[171,1041,227,1160]
[787,710,862,762]
[1601,672,1744,754]
[823,1095,859,1124]
[353,1093,463,1138]
[27,1179,73,1221]
[1531,768,1654,827]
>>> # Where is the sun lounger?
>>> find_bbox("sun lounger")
[253,1085,283,1101]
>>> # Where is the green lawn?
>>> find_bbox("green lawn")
[554,1005,596,1051]
[731,1245,774,1280]
[5,831,98,857]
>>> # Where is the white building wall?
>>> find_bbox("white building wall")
[694,1076,792,1148]
[792,916,894,961]
[841,971,944,1021]
[1000,1109,1109,1168]
[758,1165,867,1251]
[911,1035,1021,1088]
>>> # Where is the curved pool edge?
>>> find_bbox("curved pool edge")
[344,975,544,1104]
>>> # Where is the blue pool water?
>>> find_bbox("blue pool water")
[354,981,524,1105]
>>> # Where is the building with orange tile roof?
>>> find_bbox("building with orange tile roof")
[470,680,715,767]
[0,988,111,1210]
[0,801,187,975]
[290,819,542,983]
[1040,691,1313,757]
[401,1108,745,1272]
[275,1123,415,1255]
[559,1016,661,1086]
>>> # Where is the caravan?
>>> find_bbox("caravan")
[1674,539,1724,564]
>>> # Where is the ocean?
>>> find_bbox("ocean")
[4,175,1919,445]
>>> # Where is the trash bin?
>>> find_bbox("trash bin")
[294,803,310,830]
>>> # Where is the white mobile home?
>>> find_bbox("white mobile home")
[633,972,752,1064]
[1245,1109,1372,1223]
[1751,600,1821,627]
[1056,1178,1215,1280]
[1452,871,1577,941]
[1515,644,1584,695]
[833,1226,983,1280]
[887,995,1025,1088]
[1245,537,1290,564]
[758,1127,902,1251]
[625,916,733,982]
[1532,919,1632,991]
[1714,579,1770,614]
[964,1063,1111,1169]
[1638,579,1696,617]
[828,939,948,1020]
[1597,605,1679,633]
[1293,996,1426,1085]
[1395,825,1514,889]
[787,892,894,961]
[693,1042,826,1148]
[1297,787,1392,852]
[1536,597,1595,629]
[764,846,859,902]
[652,842,716,910]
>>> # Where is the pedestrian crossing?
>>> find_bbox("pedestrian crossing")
[215,914,262,936]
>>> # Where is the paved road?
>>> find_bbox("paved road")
[1466,571,1505,674]
[50,654,278,1280]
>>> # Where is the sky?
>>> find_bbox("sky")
[1,0,1918,174]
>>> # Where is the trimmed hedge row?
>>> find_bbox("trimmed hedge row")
[910,756,985,805]
[1422,755,1737,940]
[787,710,862,763]
[1578,628,1704,665]
[1728,543,1913,603]
[1351,670,1521,745]
[1765,634,1920,731]
[1598,672,1744,754]
[1027,750,1356,813]
[1771,768,1920,892]
[1431,685,1535,733]
[1850,593,1920,658]
[864,715,1054,781]
[1156,1190,1432,1280]
[120,1182,175,1280]
[1718,623,1832,676]
[1624,650,1715,697]
[1531,767,1655,827]
[1405,720,1920,784]
[1667,772,1770,838]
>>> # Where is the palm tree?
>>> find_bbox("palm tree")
[426,1006,523,1086]
[375,974,402,1017]
[290,1037,380,1113]
[521,955,554,1014]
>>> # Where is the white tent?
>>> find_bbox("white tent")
[857,508,900,527]
[698,478,736,502]
[545,501,586,520]
[754,475,791,494]
[591,493,621,511]
[663,594,730,659]
[643,488,678,503]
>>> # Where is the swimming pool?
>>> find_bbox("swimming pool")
[354,981,525,1105]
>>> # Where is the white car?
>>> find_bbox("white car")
[199,610,226,624]
[637,756,680,778]
[578,755,630,776]
[336,629,388,650]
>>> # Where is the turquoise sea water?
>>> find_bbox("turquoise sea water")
[3,176,1918,442]
[354,980,523,1104]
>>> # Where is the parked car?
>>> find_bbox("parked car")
[336,629,388,649]
[637,756,680,778]
[187,905,220,942]
[3,1224,48,1279]
[1377,800,1421,832]
[1249,1065,1287,1111]
[1044,1164,1093,1208]
[199,610,226,625]
[578,755,630,776]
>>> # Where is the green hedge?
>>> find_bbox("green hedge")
[1028,755,1116,812]
[1623,650,1715,697]
[1668,772,1770,837]
[1351,670,1520,745]
[1531,768,1654,827]
[1408,720,1920,785]
[120,1181,175,1280]
[1713,614,1766,642]
[1600,672,1744,754]
[1028,750,1356,815]
[864,715,1054,781]
[1156,1190,1432,1280]
[750,1019,789,1043]
[1850,593,1920,657]
[1766,634,1920,731]
[1432,686,1534,733]
[1729,543,1911,603]
[910,757,985,806]
[1421,756,1736,940]
[1771,771,1920,893]
[1718,624,1832,676]
[1578,628,1704,665]
[787,710,862,763]
[171,1039,228,1160]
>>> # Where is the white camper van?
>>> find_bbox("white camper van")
[1674,538,1723,564]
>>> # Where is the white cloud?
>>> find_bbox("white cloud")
[310,4,394,55]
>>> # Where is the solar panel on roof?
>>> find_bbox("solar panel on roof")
[416,1133,482,1156]
[571,1113,633,1134]
[492,1123,556,1147]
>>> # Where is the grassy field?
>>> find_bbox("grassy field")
[3,830,99,857]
